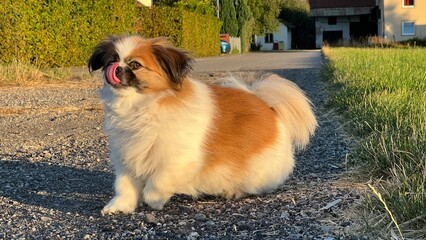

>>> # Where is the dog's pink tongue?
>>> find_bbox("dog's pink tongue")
[105,63,121,85]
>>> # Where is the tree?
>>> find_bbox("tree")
[233,0,252,51]
[234,0,252,37]
[279,0,310,27]
[247,0,282,35]
[220,0,238,36]
[279,0,314,49]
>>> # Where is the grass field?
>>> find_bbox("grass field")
[322,47,426,238]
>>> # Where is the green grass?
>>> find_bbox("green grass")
[322,47,426,238]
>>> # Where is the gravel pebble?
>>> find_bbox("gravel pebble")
[0,55,365,239]
[145,213,158,224]
[194,213,207,221]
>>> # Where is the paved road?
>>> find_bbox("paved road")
[193,50,322,72]
[0,50,360,239]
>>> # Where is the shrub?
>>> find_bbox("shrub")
[0,2,221,67]
[399,37,426,47]
[0,0,138,67]
[231,48,240,54]
[137,6,222,57]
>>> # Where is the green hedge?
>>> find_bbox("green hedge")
[0,2,221,67]
[136,6,183,47]
[137,6,222,57]
[0,0,137,67]
[182,10,222,57]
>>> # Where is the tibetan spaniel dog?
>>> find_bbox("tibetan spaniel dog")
[88,35,317,215]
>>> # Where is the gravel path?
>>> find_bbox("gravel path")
[0,60,365,239]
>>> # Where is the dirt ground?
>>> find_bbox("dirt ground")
[0,52,367,239]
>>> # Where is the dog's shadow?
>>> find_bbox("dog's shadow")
[0,156,219,215]
[0,158,113,215]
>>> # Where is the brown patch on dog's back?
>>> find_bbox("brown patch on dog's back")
[202,86,278,176]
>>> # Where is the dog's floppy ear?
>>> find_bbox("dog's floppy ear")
[88,36,120,73]
[151,43,194,90]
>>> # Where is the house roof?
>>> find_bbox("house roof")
[309,0,377,17]
[309,0,376,9]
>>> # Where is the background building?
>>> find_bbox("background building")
[309,0,378,48]
[378,0,426,42]
[254,21,294,51]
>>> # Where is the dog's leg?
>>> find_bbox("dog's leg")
[142,162,200,210]
[143,178,173,210]
[101,172,139,215]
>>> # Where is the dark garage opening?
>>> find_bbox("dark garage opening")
[323,31,343,45]
[350,15,378,40]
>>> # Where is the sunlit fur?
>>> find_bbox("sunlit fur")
[88,35,317,214]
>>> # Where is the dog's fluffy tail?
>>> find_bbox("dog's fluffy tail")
[250,74,317,150]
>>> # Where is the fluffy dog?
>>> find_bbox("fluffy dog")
[88,35,317,215]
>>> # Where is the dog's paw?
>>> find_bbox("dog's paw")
[223,190,246,200]
[101,196,137,215]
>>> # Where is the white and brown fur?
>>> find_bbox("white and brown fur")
[88,35,317,214]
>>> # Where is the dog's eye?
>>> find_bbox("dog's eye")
[128,61,142,70]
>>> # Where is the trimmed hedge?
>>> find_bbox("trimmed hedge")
[181,10,222,57]
[137,6,222,57]
[0,0,137,67]
[0,2,221,67]
[136,7,183,47]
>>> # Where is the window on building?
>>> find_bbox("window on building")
[265,33,274,43]
[403,0,414,7]
[328,16,337,25]
[402,21,415,35]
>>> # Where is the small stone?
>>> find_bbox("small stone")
[61,150,68,157]
[194,213,207,221]
[84,234,91,239]
[179,205,192,212]
[308,173,318,178]
[321,225,331,233]
[37,190,48,196]
[44,152,52,158]
[145,213,158,224]
[280,211,290,220]
[178,221,187,226]
[41,216,52,222]
[320,199,342,210]
[204,220,215,227]
[288,234,303,239]
[340,221,351,227]
[188,232,199,239]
